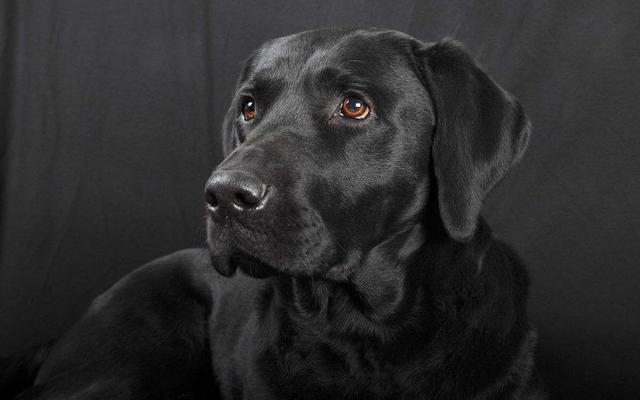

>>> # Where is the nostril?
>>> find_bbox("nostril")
[205,190,218,209]
[234,192,254,207]
[232,185,267,209]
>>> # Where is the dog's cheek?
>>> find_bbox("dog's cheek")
[249,194,327,274]
[284,207,336,274]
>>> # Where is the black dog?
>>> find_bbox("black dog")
[4,28,546,399]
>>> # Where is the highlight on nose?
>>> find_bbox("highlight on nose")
[205,170,268,215]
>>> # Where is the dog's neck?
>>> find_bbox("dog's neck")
[267,218,495,342]
[256,219,533,397]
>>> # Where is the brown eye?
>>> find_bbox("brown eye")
[339,96,370,119]
[242,99,256,121]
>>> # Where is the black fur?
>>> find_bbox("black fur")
[0,341,53,399]
[3,28,546,399]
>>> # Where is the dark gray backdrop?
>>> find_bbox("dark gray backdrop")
[1,1,638,399]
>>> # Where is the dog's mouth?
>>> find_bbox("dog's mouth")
[206,219,280,278]
[229,251,278,278]
[205,199,332,279]
[207,237,278,278]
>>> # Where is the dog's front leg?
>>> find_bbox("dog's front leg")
[13,249,218,400]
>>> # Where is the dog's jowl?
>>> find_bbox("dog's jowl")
[4,29,547,400]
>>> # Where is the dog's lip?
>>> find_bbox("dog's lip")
[207,239,236,277]
[230,251,278,279]
[207,229,279,279]
[208,247,278,279]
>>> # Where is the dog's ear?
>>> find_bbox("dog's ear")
[415,39,531,241]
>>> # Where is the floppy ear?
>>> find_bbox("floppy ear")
[416,39,531,241]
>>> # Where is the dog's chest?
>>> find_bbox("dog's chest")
[251,333,400,399]
[209,279,431,399]
[215,315,404,400]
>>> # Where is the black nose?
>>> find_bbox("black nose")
[205,170,268,214]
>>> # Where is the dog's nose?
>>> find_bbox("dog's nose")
[205,170,268,214]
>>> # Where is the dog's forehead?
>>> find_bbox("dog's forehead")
[249,30,412,81]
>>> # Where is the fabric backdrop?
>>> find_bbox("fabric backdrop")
[1,1,638,399]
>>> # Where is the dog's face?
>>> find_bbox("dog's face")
[206,29,530,278]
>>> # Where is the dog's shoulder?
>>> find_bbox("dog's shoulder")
[106,248,266,318]
[34,249,221,395]
[87,248,216,316]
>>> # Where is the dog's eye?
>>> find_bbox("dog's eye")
[339,96,370,119]
[242,98,256,121]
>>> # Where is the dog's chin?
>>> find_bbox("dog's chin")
[207,241,278,279]
[231,251,278,279]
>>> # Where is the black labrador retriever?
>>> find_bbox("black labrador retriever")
[5,28,546,399]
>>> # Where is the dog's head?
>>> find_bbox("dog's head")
[205,29,530,278]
